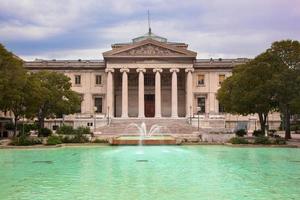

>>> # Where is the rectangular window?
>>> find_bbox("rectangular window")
[219,74,225,85]
[197,74,205,85]
[197,97,206,113]
[94,97,102,113]
[219,103,225,113]
[75,75,81,85]
[95,75,102,85]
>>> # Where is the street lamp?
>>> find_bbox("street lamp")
[197,106,202,131]
[107,106,110,125]
[189,105,192,124]
[93,106,97,131]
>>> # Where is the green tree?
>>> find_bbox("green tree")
[268,40,300,139]
[0,44,34,136]
[217,52,279,134]
[29,71,81,129]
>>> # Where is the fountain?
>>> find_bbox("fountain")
[110,122,178,145]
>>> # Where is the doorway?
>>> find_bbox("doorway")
[145,94,155,117]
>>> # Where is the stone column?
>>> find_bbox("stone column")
[170,68,179,118]
[120,68,129,118]
[105,68,114,118]
[136,68,146,118]
[153,68,163,118]
[185,68,194,117]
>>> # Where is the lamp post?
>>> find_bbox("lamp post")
[197,106,201,131]
[107,106,110,125]
[189,106,192,124]
[93,106,97,131]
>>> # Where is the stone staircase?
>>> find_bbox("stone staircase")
[96,118,197,136]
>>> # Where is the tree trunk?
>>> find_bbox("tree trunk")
[285,107,291,139]
[38,108,45,129]
[258,112,267,135]
[38,115,45,129]
[13,115,18,137]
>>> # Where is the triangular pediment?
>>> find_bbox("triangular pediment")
[103,39,197,58]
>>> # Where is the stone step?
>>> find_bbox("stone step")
[96,118,197,135]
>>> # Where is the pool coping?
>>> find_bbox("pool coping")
[0,143,110,149]
[0,142,298,149]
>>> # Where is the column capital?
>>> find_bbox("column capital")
[136,68,146,73]
[185,68,194,73]
[170,68,180,73]
[120,67,130,73]
[105,68,115,73]
[153,68,163,73]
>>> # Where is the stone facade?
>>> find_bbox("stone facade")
[23,32,281,131]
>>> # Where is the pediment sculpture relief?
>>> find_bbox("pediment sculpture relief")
[115,44,184,56]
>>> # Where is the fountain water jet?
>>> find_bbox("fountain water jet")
[110,122,178,145]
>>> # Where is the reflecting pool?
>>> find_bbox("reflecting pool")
[0,146,299,200]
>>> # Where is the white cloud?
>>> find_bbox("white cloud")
[0,23,62,40]
[19,47,110,61]
[1,0,299,59]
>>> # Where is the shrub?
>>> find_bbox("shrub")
[73,134,89,143]
[253,130,264,137]
[273,137,286,145]
[291,124,300,131]
[268,129,277,137]
[56,125,75,135]
[254,136,271,144]
[17,123,38,134]
[10,135,42,146]
[229,137,249,144]
[235,129,247,137]
[47,135,62,145]
[4,123,14,130]
[93,138,108,143]
[56,126,90,143]
[75,126,91,135]
[61,135,89,143]
[38,128,52,137]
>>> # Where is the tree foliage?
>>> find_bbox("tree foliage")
[29,71,82,128]
[267,40,300,138]
[218,40,300,138]
[217,52,279,134]
[0,44,31,135]
[0,44,82,135]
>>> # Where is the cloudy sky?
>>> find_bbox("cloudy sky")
[1,0,300,61]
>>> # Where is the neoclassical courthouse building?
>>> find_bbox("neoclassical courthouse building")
[0,30,281,134]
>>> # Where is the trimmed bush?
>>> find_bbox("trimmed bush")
[61,135,89,143]
[93,138,108,143]
[47,135,62,145]
[235,129,247,137]
[268,129,277,137]
[56,126,91,143]
[75,126,91,135]
[273,137,286,145]
[18,123,38,135]
[38,127,52,137]
[229,137,249,144]
[291,124,300,132]
[254,136,271,144]
[56,125,75,135]
[10,135,42,146]
[253,130,264,137]
[4,123,14,130]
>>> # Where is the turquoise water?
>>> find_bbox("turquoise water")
[0,146,300,200]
